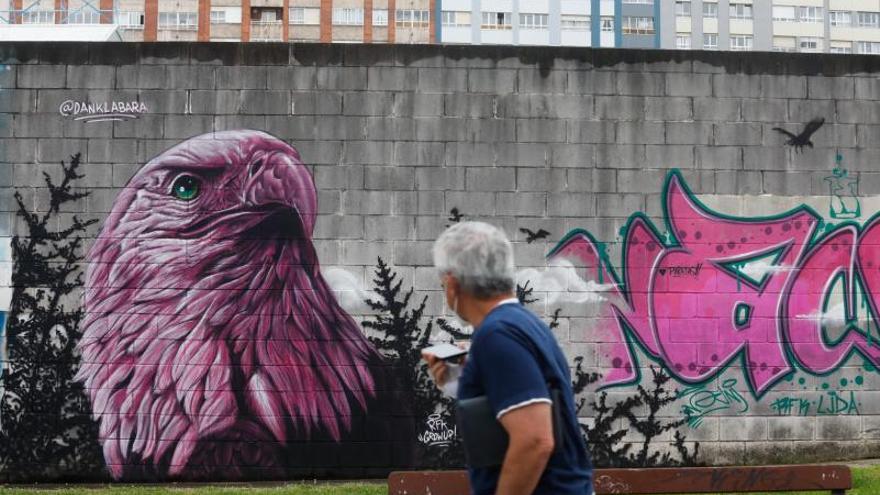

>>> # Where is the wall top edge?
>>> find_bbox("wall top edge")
[0,42,877,75]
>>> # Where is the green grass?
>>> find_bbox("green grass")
[0,465,878,494]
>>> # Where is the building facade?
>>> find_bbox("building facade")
[0,0,437,43]
[660,0,880,54]
[2,0,880,52]
[438,0,660,48]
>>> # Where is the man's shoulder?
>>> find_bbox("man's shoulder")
[474,305,547,349]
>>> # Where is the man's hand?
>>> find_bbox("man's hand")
[495,401,555,495]
[421,352,450,388]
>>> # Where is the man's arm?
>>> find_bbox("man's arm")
[495,401,555,495]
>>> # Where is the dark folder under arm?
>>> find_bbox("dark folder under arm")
[456,388,565,468]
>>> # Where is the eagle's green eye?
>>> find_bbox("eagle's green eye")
[171,175,200,201]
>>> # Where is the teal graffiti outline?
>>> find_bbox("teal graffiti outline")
[550,169,880,400]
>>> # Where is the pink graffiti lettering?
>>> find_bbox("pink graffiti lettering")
[551,171,879,397]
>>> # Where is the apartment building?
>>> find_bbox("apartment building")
[660,0,880,54]
[0,0,436,43]
[438,0,661,48]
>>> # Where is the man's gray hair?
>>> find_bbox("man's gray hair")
[433,221,515,299]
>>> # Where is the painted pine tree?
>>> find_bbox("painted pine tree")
[0,154,104,480]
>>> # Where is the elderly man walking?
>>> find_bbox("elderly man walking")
[423,221,594,495]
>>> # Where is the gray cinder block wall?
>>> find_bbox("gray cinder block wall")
[2,43,880,478]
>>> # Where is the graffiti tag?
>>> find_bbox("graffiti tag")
[771,391,859,416]
[679,378,749,427]
[59,99,148,123]
[552,170,880,398]
[417,413,457,447]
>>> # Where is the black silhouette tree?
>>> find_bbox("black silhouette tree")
[0,154,104,481]
[363,257,464,467]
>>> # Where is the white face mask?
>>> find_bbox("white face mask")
[449,291,470,329]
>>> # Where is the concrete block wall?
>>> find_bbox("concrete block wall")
[2,43,880,479]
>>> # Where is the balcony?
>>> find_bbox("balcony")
[0,9,113,25]
[250,20,283,42]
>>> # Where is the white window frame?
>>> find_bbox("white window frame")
[158,11,197,30]
[21,10,54,24]
[730,35,753,51]
[675,1,691,17]
[857,41,880,54]
[560,14,589,30]
[373,9,388,26]
[703,33,718,49]
[621,16,654,35]
[601,17,614,32]
[798,6,823,23]
[210,9,226,24]
[729,4,752,20]
[676,35,691,49]
[858,12,880,28]
[829,11,852,27]
[396,9,429,27]
[799,37,820,52]
[703,3,718,18]
[830,45,852,54]
[441,11,469,27]
[116,10,144,28]
[332,8,364,26]
[481,11,512,30]
[520,13,548,29]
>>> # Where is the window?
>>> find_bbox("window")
[730,35,753,51]
[623,0,652,3]
[799,37,820,51]
[252,8,281,23]
[675,1,691,16]
[158,12,197,29]
[729,4,752,20]
[116,11,144,28]
[397,9,429,27]
[772,6,795,21]
[601,17,614,32]
[621,16,654,35]
[676,35,691,49]
[481,11,512,29]
[332,8,363,25]
[772,36,795,52]
[703,3,717,18]
[373,9,388,26]
[210,9,225,24]
[798,7,822,23]
[857,41,880,54]
[441,11,469,27]
[703,33,718,49]
[858,12,880,28]
[520,13,548,29]
[830,11,852,27]
[830,45,853,54]
[67,10,102,23]
[290,7,304,24]
[290,7,319,24]
[560,14,589,30]
[21,10,54,23]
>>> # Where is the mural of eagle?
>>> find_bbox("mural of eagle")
[76,130,379,480]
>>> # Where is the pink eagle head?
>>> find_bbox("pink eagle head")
[76,130,378,480]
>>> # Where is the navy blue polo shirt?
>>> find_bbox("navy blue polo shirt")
[457,301,593,495]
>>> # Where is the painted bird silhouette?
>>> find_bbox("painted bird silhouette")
[772,117,825,152]
[448,207,465,223]
[76,130,379,480]
[519,227,551,243]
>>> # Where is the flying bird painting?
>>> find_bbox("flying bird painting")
[76,130,380,480]
[772,117,825,152]
[519,227,551,244]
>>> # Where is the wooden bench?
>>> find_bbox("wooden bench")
[388,465,852,494]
